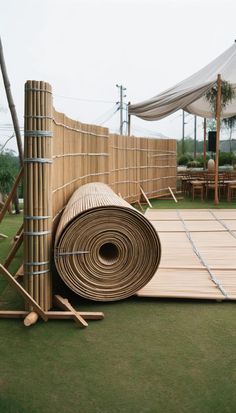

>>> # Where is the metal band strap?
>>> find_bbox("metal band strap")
[24,230,51,236]
[25,269,50,276]
[24,115,53,120]
[24,215,51,220]
[25,130,53,137]
[24,158,53,164]
[25,261,50,266]
[56,251,90,257]
[25,87,52,94]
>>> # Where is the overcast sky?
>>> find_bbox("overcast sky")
[1,0,236,152]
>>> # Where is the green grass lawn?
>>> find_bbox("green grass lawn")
[0,205,236,413]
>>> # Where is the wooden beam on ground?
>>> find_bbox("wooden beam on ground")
[0,310,104,320]
[0,233,8,239]
[53,295,88,328]
[0,167,23,224]
[3,228,23,269]
[140,186,152,208]
[0,264,47,321]
[168,187,178,203]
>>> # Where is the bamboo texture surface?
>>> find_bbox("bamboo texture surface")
[138,209,236,300]
[54,182,161,301]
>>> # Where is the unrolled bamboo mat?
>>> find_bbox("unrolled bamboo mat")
[137,209,236,300]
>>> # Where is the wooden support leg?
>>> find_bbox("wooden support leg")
[3,229,23,269]
[0,310,104,320]
[53,295,88,328]
[0,264,47,321]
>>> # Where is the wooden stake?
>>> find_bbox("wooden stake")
[140,186,152,208]
[215,74,222,205]
[168,186,178,203]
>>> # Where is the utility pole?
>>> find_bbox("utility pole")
[182,110,185,154]
[194,115,197,159]
[116,84,127,135]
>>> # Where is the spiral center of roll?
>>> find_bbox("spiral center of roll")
[99,242,119,265]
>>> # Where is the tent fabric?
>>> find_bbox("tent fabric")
[129,43,236,120]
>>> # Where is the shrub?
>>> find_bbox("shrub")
[178,154,193,165]
[218,152,236,166]
[187,160,201,168]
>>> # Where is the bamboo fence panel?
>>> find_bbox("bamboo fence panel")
[24,80,53,311]
[54,182,161,301]
[23,80,177,307]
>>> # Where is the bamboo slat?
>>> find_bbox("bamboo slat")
[54,182,161,301]
[138,209,236,300]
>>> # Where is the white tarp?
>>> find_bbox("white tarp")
[129,42,236,120]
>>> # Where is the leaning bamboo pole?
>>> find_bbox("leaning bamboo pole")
[24,80,53,311]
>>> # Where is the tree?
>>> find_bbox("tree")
[0,148,20,213]
[205,80,235,117]
[222,116,236,153]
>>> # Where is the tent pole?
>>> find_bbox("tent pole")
[182,110,185,154]
[214,74,222,205]
[203,118,207,169]
[194,115,197,159]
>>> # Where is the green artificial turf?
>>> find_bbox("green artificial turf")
[0,207,236,413]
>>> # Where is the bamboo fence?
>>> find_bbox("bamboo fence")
[24,80,176,308]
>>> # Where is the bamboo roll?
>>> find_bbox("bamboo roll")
[54,182,161,301]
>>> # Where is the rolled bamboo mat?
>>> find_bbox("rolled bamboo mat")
[54,182,161,301]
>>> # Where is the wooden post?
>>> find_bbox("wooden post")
[194,115,197,159]
[214,75,222,205]
[0,37,23,166]
[203,118,207,170]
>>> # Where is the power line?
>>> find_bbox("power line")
[54,94,116,104]
[98,108,119,126]
[92,104,118,124]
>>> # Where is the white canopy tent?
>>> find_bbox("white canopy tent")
[129,42,236,120]
[129,42,236,205]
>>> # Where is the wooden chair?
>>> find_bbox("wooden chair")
[191,181,204,201]
[227,181,236,201]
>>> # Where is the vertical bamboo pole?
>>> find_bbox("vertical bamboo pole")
[24,80,53,311]
[214,74,222,205]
